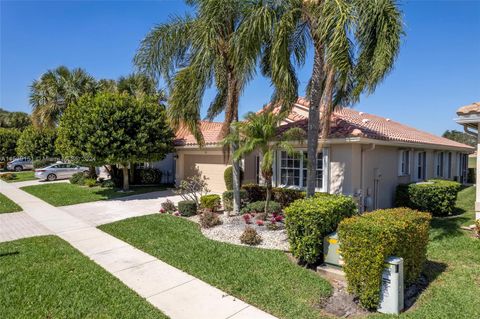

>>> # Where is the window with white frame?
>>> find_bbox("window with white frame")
[398,150,410,176]
[279,151,324,189]
[416,151,426,181]
[436,152,445,177]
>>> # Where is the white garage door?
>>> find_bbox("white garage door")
[184,155,228,193]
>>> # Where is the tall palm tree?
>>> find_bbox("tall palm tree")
[246,0,403,196]
[134,0,261,213]
[30,66,97,128]
[224,111,304,214]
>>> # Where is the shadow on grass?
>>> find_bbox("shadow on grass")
[429,214,471,241]
[0,251,19,258]
[404,260,448,310]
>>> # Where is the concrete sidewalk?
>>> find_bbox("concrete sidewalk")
[0,181,277,319]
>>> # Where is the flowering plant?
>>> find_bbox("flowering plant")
[243,213,252,224]
[256,220,264,226]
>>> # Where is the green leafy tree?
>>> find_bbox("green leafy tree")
[224,111,305,214]
[16,126,57,159]
[30,66,97,128]
[245,0,403,196]
[0,128,21,160]
[442,129,476,147]
[134,0,261,213]
[0,108,31,130]
[56,93,174,191]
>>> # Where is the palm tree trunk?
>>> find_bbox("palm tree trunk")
[306,44,324,197]
[265,176,272,216]
[122,164,130,191]
[223,68,241,215]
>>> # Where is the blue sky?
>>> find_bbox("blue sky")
[1,0,479,135]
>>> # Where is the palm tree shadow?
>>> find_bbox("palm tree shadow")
[430,215,470,241]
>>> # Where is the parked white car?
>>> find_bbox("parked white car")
[35,163,89,181]
[7,158,33,171]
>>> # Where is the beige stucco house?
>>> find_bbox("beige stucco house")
[172,98,473,211]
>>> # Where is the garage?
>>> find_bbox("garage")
[178,152,229,193]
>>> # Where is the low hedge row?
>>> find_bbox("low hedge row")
[222,190,248,211]
[284,194,358,265]
[338,208,431,309]
[240,201,282,215]
[241,183,305,207]
[178,200,197,217]
[395,179,461,216]
[200,194,221,212]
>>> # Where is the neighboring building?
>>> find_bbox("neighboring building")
[171,98,474,210]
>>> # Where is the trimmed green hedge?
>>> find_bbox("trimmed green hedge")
[178,200,197,217]
[338,208,431,309]
[285,194,357,265]
[240,201,281,215]
[241,183,305,208]
[395,179,461,216]
[223,166,243,191]
[200,194,221,212]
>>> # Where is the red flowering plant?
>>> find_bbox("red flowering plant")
[243,213,252,224]
[256,219,264,226]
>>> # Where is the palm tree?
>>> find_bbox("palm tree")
[245,0,403,196]
[134,0,262,214]
[30,66,96,128]
[224,111,305,214]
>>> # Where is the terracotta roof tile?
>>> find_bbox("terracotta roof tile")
[275,98,474,150]
[174,121,223,146]
[456,102,480,115]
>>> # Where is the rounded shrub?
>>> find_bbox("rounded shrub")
[284,194,358,265]
[135,168,162,185]
[222,190,248,212]
[395,179,461,216]
[338,208,431,309]
[84,178,97,188]
[240,227,262,245]
[240,201,281,215]
[69,172,86,185]
[224,166,244,191]
[0,172,16,181]
[178,200,197,217]
[200,194,221,212]
[272,188,305,207]
[241,183,266,202]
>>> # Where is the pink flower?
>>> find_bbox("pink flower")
[174,211,180,216]
[274,215,284,222]
[256,220,264,226]
[242,214,252,224]
[270,217,277,224]
[159,208,166,214]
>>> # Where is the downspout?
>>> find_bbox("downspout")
[360,144,376,212]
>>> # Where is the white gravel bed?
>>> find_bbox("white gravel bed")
[189,214,290,251]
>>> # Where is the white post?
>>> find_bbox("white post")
[476,123,480,221]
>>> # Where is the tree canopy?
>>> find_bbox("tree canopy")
[442,129,476,147]
[16,126,57,159]
[56,92,174,190]
[0,128,21,161]
[0,108,31,130]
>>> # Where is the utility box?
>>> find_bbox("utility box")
[378,256,404,315]
[323,232,343,268]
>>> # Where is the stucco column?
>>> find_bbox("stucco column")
[476,123,480,221]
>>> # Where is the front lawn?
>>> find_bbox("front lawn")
[100,214,331,319]
[3,171,36,183]
[21,183,167,206]
[0,193,22,214]
[0,236,167,318]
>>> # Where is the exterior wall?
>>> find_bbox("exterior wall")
[175,148,230,193]
[329,144,360,196]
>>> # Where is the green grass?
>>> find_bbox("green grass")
[373,186,480,318]
[0,193,22,213]
[3,171,36,183]
[100,215,331,319]
[102,187,480,319]
[0,236,167,319]
[21,183,167,206]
